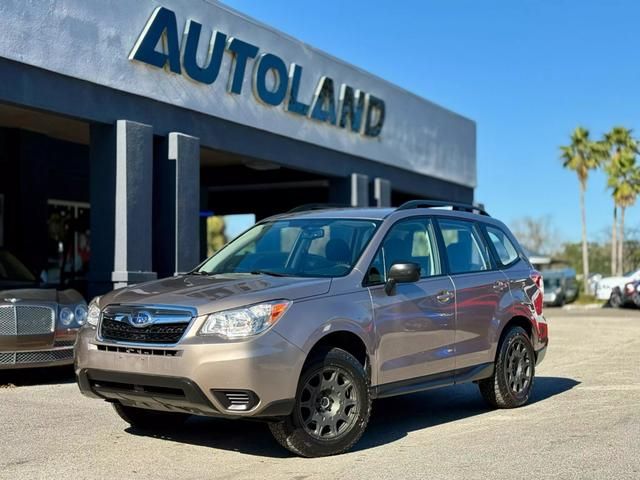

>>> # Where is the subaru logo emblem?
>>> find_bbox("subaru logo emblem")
[129,311,153,328]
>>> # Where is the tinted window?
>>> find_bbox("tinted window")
[438,219,490,274]
[198,218,379,278]
[0,251,36,282]
[486,225,519,266]
[366,218,440,284]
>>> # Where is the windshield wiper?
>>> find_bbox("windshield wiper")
[249,270,289,277]
[187,270,211,276]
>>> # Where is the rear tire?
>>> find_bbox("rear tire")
[113,403,190,430]
[479,326,535,408]
[268,348,371,457]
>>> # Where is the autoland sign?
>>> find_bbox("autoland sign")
[130,7,386,138]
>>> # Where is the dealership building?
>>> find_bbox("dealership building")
[0,0,476,297]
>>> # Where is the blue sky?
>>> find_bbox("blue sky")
[223,0,640,244]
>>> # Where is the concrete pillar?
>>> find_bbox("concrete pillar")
[329,173,369,207]
[89,123,117,297]
[169,133,200,274]
[350,173,369,207]
[372,177,392,207]
[153,133,201,277]
[111,120,156,289]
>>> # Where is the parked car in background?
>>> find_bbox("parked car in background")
[543,268,578,307]
[609,279,640,309]
[0,249,87,369]
[596,269,640,303]
[76,201,548,457]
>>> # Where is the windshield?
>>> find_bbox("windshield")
[544,277,561,289]
[0,250,36,282]
[197,218,380,278]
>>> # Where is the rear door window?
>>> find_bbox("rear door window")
[485,225,519,266]
[437,219,491,274]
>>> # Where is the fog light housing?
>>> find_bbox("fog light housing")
[212,390,259,411]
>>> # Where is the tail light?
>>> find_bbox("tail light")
[530,271,544,316]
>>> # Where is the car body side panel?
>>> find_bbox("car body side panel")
[369,277,456,385]
[450,270,514,369]
[499,263,546,352]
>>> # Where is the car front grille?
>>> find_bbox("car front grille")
[100,319,189,344]
[0,305,55,336]
[99,306,194,345]
[0,348,73,365]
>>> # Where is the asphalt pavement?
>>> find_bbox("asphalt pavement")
[1,307,639,480]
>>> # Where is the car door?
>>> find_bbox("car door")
[366,217,456,386]
[436,218,509,371]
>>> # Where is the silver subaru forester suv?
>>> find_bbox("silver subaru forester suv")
[75,201,548,457]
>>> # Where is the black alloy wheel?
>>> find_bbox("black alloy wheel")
[479,326,536,408]
[269,347,371,457]
[505,337,533,395]
[297,366,359,440]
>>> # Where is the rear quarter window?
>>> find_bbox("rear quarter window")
[485,225,519,266]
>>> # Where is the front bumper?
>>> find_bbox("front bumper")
[596,287,613,301]
[74,326,304,419]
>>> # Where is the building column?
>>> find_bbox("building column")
[169,132,200,274]
[329,173,369,207]
[111,120,156,289]
[89,123,116,297]
[153,132,200,277]
[372,177,391,207]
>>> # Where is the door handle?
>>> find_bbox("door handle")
[493,280,508,291]
[436,290,454,303]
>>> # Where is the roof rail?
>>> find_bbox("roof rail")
[287,203,351,213]
[396,200,490,217]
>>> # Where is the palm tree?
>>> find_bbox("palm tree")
[603,127,639,275]
[560,127,601,295]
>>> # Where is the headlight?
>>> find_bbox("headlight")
[59,307,74,326]
[199,300,291,339]
[87,298,101,326]
[75,304,88,325]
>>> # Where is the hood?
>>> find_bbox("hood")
[99,274,332,315]
[0,288,84,305]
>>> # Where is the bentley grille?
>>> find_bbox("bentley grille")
[0,305,55,336]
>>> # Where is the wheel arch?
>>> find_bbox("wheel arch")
[304,330,372,383]
[496,315,534,353]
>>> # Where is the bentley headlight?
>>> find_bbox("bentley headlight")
[60,307,74,326]
[199,300,291,339]
[87,298,101,327]
[75,304,88,325]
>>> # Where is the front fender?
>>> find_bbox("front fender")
[273,290,377,383]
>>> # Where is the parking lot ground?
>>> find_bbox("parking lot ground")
[1,307,639,480]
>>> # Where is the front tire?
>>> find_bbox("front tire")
[113,403,190,430]
[479,326,535,408]
[609,289,624,309]
[269,348,371,457]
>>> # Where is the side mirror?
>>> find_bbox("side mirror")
[384,262,421,295]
